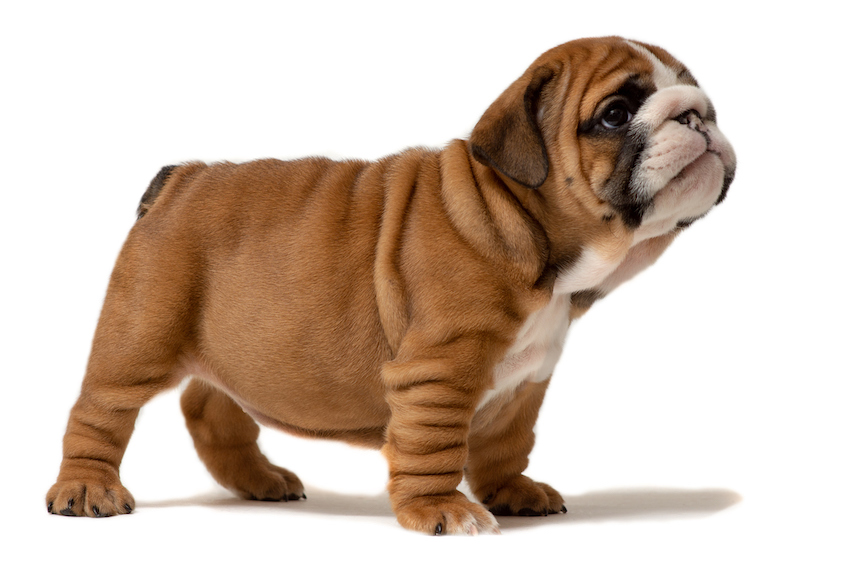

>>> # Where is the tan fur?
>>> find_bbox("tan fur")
[46,37,733,534]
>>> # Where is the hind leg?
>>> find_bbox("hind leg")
[180,378,304,502]
[46,393,144,517]
[47,203,209,517]
[46,258,188,516]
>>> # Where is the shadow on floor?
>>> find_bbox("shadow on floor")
[499,486,742,530]
[139,485,741,529]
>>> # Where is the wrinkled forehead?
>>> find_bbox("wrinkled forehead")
[569,38,696,118]
[626,39,698,88]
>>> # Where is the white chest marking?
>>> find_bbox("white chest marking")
[481,293,571,409]
[480,246,629,410]
[554,246,628,295]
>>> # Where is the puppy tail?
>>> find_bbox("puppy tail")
[137,165,177,219]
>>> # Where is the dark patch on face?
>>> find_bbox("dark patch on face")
[600,123,653,229]
[602,213,614,222]
[616,202,650,229]
[578,76,654,136]
[580,76,657,230]
[137,165,177,219]
[565,176,574,186]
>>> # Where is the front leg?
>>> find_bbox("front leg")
[466,380,566,516]
[382,334,501,536]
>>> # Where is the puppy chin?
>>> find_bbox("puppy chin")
[636,151,726,242]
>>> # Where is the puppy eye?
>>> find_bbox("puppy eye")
[600,102,633,130]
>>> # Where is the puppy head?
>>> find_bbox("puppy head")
[470,37,736,240]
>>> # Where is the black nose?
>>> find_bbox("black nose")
[674,109,708,135]
[674,109,702,125]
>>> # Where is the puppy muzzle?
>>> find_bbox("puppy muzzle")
[625,86,736,238]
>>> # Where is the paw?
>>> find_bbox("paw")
[46,480,135,518]
[395,491,501,536]
[481,475,566,516]
[230,463,306,502]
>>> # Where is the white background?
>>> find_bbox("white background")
[2,1,848,565]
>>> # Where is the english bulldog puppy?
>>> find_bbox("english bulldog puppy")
[47,36,735,535]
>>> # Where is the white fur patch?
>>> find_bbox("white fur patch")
[481,242,636,409]
[481,293,571,409]
[553,247,628,295]
[625,40,680,89]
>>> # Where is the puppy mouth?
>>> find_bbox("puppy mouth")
[663,149,724,201]
[630,108,736,229]
[635,114,714,195]
[633,140,732,239]
[664,121,736,199]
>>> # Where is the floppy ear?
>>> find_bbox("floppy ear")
[469,64,558,188]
